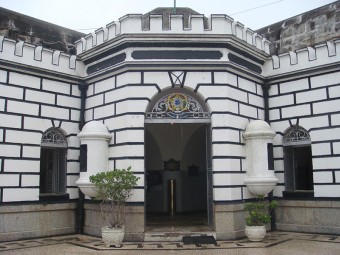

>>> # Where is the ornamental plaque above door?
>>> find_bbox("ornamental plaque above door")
[145,91,210,122]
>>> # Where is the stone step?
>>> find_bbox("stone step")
[144,231,216,242]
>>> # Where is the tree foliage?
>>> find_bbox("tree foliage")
[89,167,139,228]
[244,195,278,226]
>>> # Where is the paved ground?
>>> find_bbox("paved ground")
[0,231,339,255]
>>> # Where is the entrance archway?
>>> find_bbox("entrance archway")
[144,88,213,231]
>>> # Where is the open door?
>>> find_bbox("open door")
[206,124,214,228]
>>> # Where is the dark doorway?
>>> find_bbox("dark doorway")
[145,123,212,231]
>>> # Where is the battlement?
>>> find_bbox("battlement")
[75,13,271,55]
[262,40,340,77]
[0,36,85,77]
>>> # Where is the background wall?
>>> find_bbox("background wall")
[269,70,340,197]
[0,70,81,202]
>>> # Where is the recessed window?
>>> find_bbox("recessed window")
[40,128,68,199]
[283,125,314,197]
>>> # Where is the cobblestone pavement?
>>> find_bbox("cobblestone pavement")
[0,231,339,255]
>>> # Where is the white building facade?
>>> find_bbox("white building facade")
[0,6,339,241]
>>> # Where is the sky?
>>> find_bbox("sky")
[0,0,337,33]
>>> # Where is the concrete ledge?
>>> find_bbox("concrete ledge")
[276,199,340,235]
[0,202,77,242]
[214,203,246,240]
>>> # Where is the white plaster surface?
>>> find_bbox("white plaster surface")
[4,159,40,172]
[67,162,80,174]
[109,144,144,158]
[144,72,172,90]
[313,157,340,170]
[114,159,144,172]
[115,129,144,144]
[105,86,157,103]
[116,72,141,87]
[57,95,81,109]
[331,113,340,126]
[333,142,340,154]
[311,71,340,88]
[0,69,7,82]
[310,128,340,142]
[239,103,257,118]
[9,72,40,89]
[0,144,20,157]
[248,94,264,107]
[214,187,242,201]
[41,105,69,120]
[208,99,238,113]
[313,99,340,114]
[280,78,309,93]
[211,114,248,129]
[93,103,115,119]
[213,173,244,186]
[0,98,4,111]
[0,174,20,186]
[213,144,243,157]
[5,130,41,144]
[238,77,256,93]
[86,94,104,109]
[313,171,333,183]
[212,129,240,143]
[27,91,56,106]
[42,79,71,94]
[312,143,331,156]
[2,188,39,202]
[335,171,340,183]
[281,104,311,118]
[185,72,212,89]
[115,100,148,115]
[214,72,237,86]
[7,100,39,115]
[314,185,340,197]
[269,94,294,108]
[212,158,241,172]
[329,85,340,98]
[0,113,22,128]
[0,84,24,99]
[298,115,329,130]
[296,88,327,103]
[95,76,115,94]
[105,115,144,130]
[268,84,279,96]
[21,174,40,186]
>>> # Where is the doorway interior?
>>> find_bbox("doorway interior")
[145,122,212,232]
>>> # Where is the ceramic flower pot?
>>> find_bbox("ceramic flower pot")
[101,226,125,247]
[245,225,266,242]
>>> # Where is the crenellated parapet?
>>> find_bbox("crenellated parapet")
[0,36,85,77]
[75,13,271,55]
[262,40,340,77]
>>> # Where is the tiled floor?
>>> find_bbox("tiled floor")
[0,231,339,252]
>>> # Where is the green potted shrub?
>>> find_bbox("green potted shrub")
[89,167,139,247]
[244,195,278,241]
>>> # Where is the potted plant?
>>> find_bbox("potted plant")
[244,195,278,242]
[89,167,139,247]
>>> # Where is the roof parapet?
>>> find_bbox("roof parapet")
[75,13,271,55]
[0,35,84,76]
[263,40,340,76]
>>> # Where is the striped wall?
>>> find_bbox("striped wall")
[0,70,81,202]
[85,70,264,202]
[269,71,340,197]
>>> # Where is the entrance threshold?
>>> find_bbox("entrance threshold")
[144,229,216,242]
[145,213,214,242]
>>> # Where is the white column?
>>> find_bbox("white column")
[243,120,278,195]
[76,121,112,197]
